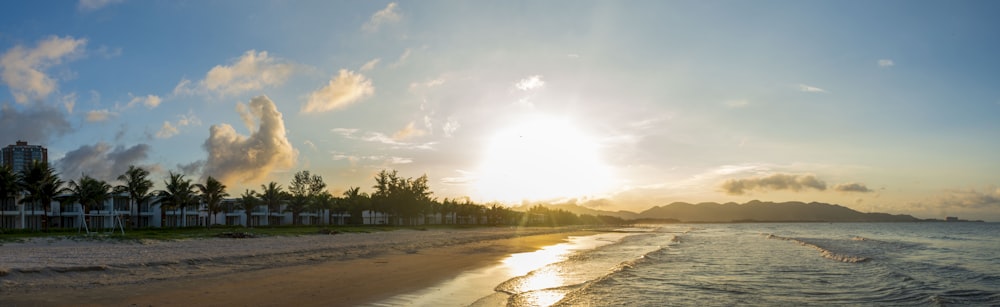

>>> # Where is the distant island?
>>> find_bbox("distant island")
[531,200,984,223]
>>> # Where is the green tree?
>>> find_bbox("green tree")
[238,189,258,228]
[115,165,153,229]
[287,170,326,225]
[64,175,112,231]
[0,166,22,228]
[259,181,285,225]
[371,170,433,225]
[155,172,195,227]
[196,176,228,228]
[342,186,368,225]
[19,161,64,231]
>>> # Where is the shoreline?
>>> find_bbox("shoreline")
[0,227,599,306]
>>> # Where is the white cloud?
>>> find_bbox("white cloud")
[392,121,426,140]
[194,50,297,97]
[443,117,460,137]
[725,99,749,108]
[156,121,179,139]
[127,93,162,109]
[516,75,545,91]
[878,59,894,68]
[78,0,125,11]
[798,84,827,93]
[332,127,436,150]
[202,96,297,185]
[303,140,318,152]
[389,157,413,164]
[0,36,87,104]
[62,92,77,114]
[85,109,115,122]
[390,48,413,68]
[302,69,374,113]
[155,112,200,139]
[360,58,380,71]
[363,2,401,32]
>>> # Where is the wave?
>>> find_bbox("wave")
[765,234,870,263]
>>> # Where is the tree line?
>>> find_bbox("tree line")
[0,162,627,231]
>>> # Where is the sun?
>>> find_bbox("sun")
[474,115,614,203]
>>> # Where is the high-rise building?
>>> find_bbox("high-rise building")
[1,141,48,173]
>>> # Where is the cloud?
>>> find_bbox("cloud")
[935,187,1000,209]
[62,92,77,114]
[332,127,436,150]
[156,121,179,139]
[127,93,162,109]
[0,36,87,103]
[515,75,545,91]
[176,160,204,177]
[441,170,476,185]
[78,0,125,11]
[443,117,460,137]
[392,121,426,140]
[798,84,827,93]
[156,112,201,139]
[391,48,412,67]
[833,182,873,193]
[363,2,401,32]
[360,58,380,71]
[725,99,749,108]
[0,103,72,145]
[721,173,827,195]
[329,151,412,165]
[85,109,115,122]
[202,95,297,185]
[181,50,297,97]
[57,143,154,182]
[302,69,374,113]
[878,59,894,68]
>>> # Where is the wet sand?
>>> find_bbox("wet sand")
[0,227,595,306]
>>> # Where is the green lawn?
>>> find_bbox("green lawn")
[0,224,503,243]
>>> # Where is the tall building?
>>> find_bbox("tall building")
[1,141,48,173]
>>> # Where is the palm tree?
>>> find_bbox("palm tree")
[64,175,112,231]
[237,189,258,228]
[0,166,21,228]
[19,161,64,231]
[259,182,284,226]
[342,186,368,225]
[196,176,228,228]
[116,165,153,229]
[155,172,195,228]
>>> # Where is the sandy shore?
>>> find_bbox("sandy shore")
[0,227,597,306]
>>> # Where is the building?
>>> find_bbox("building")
[1,141,48,173]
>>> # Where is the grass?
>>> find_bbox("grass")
[0,224,506,243]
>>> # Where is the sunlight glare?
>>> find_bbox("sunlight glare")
[475,116,614,203]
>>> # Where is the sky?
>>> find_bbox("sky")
[1,1,999,220]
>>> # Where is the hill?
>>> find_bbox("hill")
[637,200,921,223]
[512,203,640,220]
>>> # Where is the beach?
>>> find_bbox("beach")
[0,227,596,306]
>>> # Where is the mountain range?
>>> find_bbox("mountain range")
[531,200,926,223]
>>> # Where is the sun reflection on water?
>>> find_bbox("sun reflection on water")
[500,243,577,306]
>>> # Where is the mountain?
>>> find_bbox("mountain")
[637,200,921,223]
[513,203,640,220]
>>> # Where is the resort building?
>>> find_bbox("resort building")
[1,193,485,231]
[1,141,48,173]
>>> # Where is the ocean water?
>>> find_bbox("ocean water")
[378,222,1000,306]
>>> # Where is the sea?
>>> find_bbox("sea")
[373,222,1000,307]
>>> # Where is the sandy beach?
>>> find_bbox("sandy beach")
[0,227,596,306]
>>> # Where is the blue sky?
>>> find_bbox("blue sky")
[2,1,999,220]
